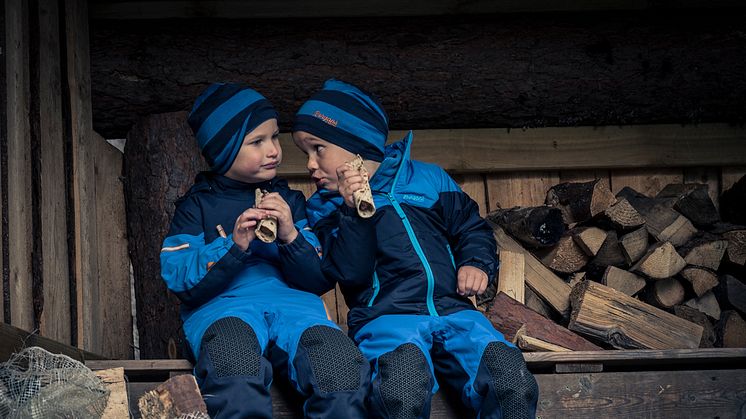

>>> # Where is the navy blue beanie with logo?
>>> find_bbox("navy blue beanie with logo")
[292,79,389,162]
[188,83,278,174]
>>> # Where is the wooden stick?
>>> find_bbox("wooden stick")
[216,224,227,238]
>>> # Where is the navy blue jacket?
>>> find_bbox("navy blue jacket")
[160,173,327,322]
[304,132,498,337]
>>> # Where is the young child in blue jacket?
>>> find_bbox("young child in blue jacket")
[290,79,538,419]
[159,83,369,419]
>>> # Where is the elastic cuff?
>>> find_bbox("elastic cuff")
[277,229,307,249]
[227,242,253,264]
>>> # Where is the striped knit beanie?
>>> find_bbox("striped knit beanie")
[188,83,278,174]
[293,79,389,162]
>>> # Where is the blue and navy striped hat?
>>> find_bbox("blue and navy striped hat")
[293,79,388,162]
[188,83,278,174]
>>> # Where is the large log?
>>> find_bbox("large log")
[569,281,703,349]
[486,292,601,351]
[656,183,719,228]
[486,206,565,248]
[124,112,207,358]
[545,180,616,224]
[89,14,746,138]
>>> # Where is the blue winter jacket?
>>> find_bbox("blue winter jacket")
[304,132,498,337]
[160,173,327,327]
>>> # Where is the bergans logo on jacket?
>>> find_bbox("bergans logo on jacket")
[306,132,498,337]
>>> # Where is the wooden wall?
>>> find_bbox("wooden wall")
[1,0,132,359]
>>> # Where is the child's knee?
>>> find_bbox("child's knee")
[373,343,434,418]
[477,341,538,417]
[199,316,264,378]
[297,325,369,393]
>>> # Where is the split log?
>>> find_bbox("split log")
[631,242,686,279]
[138,374,207,419]
[497,250,525,303]
[524,286,554,320]
[587,231,627,279]
[486,206,565,248]
[491,223,572,317]
[568,272,587,289]
[685,291,722,320]
[619,227,649,265]
[617,187,697,247]
[601,266,646,296]
[569,281,703,349]
[545,180,616,224]
[648,277,686,309]
[721,275,746,314]
[535,234,590,274]
[486,292,602,351]
[572,227,608,257]
[717,310,746,348]
[722,229,746,266]
[680,266,719,297]
[719,174,746,225]
[656,183,719,228]
[673,305,716,348]
[678,233,727,271]
[513,326,571,352]
[596,198,645,231]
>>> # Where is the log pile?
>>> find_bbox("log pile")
[484,179,746,351]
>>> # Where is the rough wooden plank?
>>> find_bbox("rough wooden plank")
[65,0,100,353]
[486,292,601,351]
[6,0,33,332]
[490,223,572,317]
[36,0,69,343]
[485,171,559,210]
[93,134,132,359]
[452,174,487,217]
[536,369,746,419]
[95,367,129,418]
[610,168,683,196]
[569,281,703,349]
[1,321,104,363]
[497,250,524,303]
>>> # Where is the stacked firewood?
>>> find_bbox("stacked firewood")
[480,177,746,352]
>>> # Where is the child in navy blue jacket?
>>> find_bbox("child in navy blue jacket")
[290,80,538,419]
[160,83,369,419]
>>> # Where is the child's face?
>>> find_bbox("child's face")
[224,118,282,183]
[292,130,356,191]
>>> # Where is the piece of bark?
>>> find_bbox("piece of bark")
[569,281,703,349]
[617,187,697,247]
[717,310,746,348]
[680,266,719,297]
[631,242,686,279]
[656,183,720,228]
[721,275,746,314]
[486,206,565,248]
[138,374,207,419]
[513,326,572,352]
[649,277,686,309]
[601,266,646,296]
[685,291,722,320]
[545,179,617,224]
[572,227,608,257]
[497,249,525,303]
[524,285,554,320]
[619,227,649,265]
[673,305,716,348]
[486,292,602,351]
[596,198,645,231]
[491,223,572,317]
[535,234,590,274]
[678,233,727,271]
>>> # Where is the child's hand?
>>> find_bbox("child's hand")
[256,192,298,244]
[336,164,365,209]
[457,266,489,297]
[232,208,267,251]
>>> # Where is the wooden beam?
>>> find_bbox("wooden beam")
[271,124,746,176]
[490,223,572,317]
[5,0,33,331]
[65,0,100,353]
[95,368,129,418]
[90,0,746,19]
[36,0,71,345]
[1,321,105,363]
